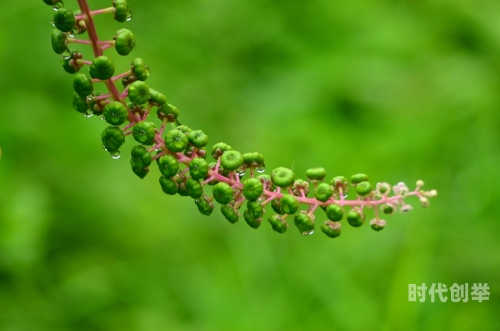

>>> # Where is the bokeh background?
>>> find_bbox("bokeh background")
[0,0,499,330]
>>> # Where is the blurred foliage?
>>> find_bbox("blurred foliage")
[0,0,499,330]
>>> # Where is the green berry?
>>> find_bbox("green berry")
[242,152,264,166]
[194,197,214,216]
[294,213,315,234]
[103,101,128,126]
[73,73,93,97]
[247,200,264,219]
[189,157,209,180]
[315,183,333,202]
[220,150,243,171]
[44,0,63,8]
[89,56,115,80]
[177,180,188,197]
[187,130,209,148]
[221,205,239,224]
[51,29,67,54]
[211,142,232,159]
[330,175,349,196]
[271,198,284,215]
[186,178,203,199]
[130,145,152,168]
[351,173,369,185]
[131,58,150,81]
[213,182,234,205]
[113,0,130,22]
[346,209,365,227]
[149,89,166,107]
[271,167,295,188]
[370,219,387,231]
[132,166,148,179]
[165,129,188,152]
[114,29,136,56]
[72,92,88,113]
[157,103,179,122]
[321,221,341,238]
[128,81,150,105]
[53,8,75,33]
[243,178,264,202]
[156,154,179,177]
[159,176,178,195]
[355,181,372,196]
[132,121,157,145]
[243,210,261,229]
[381,204,395,215]
[281,194,299,214]
[60,50,82,74]
[325,204,344,221]
[268,215,288,234]
[101,126,125,153]
[306,167,327,181]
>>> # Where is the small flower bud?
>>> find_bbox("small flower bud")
[114,28,135,56]
[416,180,425,189]
[330,176,349,196]
[370,218,387,231]
[351,173,369,185]
[159,176,178,195]
[53,8,76,33]
[400,204,413,213]
[131,58,150,81]
[165,129,188,152]
[189,157,209,180]
[132,121,156,145]
[186,178,203,199]
[128,81,150,105]
[375,182,391,196]
[306,167,327,181]
[213,182,234,205]
[221,150,243,171]
[292,179,310,196]
[221,205,239,224]
[243,178,264,202]
[420,197,429,208]
[280,194,299,214]
[321,221,341,238]
[271,167,295,188]
[89,56,115,80]
[393,182,409,197]
[156,154,179,177]
[325,204,344,221]
[268,215,288,234]
[315,182,333,202]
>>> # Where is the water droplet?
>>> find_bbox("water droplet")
[256,165,266,173]
[237,170,246,177]
[50,19,55,26]
[111,152,121,159]
[102,144,108,152]
[302,230,314,236]
[68,29,77,38]
[126,9,133,21]
[99,116,105,121]
[83,111,93,118]
[86,94,94,102]
[52,1,64,10]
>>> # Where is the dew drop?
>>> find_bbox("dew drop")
[83,111,93,118]
[111,152,121,159]
[302,230,314,236]
[102,144,108,152]
[50,19,56,26]
[68,29,77,38]
[126,9,133,22]
[256,166,266,174]
[237,170,246,177]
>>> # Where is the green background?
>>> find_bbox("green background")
[0,0,499,330]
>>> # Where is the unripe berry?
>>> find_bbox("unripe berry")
[315,182,333,202]
[355,181,372,196]
[90,56,115,80]
[156,154,179,177]
[159,176,178,195]
[351,173,369,185]
[213,182,234,205]
[189,157,209,180]
[149,89,167,107]
[268,215,288,234]
[72,93,88,113]
[243,210,261,229]
[103,101,128,126]
[187,130,209,148]
[114,29,135,56]
[53,8,75,33]
[211,142,232,159]
[132,121,156,145]
[130,145,152,168]
[157,103,179,122]
[242,152,264,166]
[165,129,188,152]
[321,221,341,238]
[294,212,315,235]
[306,167,327,181]
[221,205,239,224]
[73,73,93,97]
[280,194,299,214]
[346,209,365,227]
[194,197,214,216]
[101,126,125,153]
[271,198,284,215]
[128,81,151,105]
[243,178,264,202]
[325,204,344,221]
[186,178,203,199]
[131,58,150,81]
[113,0,131,23]
[51,29,67,54]
[370,219,387,231]
[221,151,243,171]
[271,167,295,188]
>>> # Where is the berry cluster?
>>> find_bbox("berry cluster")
[43,0,437,238]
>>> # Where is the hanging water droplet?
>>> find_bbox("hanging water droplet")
[302,230,314,236]
[111,151,121,159]
[256,165,266,174]
[83,110,93,118]
[126,9,133,21]
[99,115,105,121]
[52,1,64,10]
[237,170,246,177]
[68,29,77,38]
[102,144,108,152]
[86,94,94,102]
